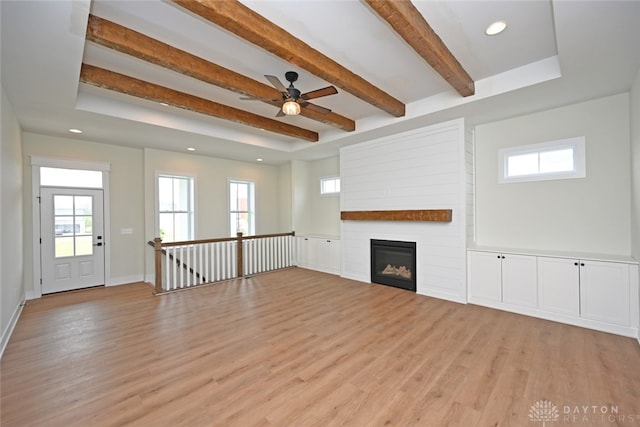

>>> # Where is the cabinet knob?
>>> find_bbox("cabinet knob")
[581,263,585,267]
[501,256,505,259]
[497,255,501,259]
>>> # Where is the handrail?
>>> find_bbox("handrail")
[149,231,296,294]
[154,231,296,248]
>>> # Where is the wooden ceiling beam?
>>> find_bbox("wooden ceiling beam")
[79,64,319,142]
[170,0,406,117]
[364,0,475,97]
[85,15,355,132]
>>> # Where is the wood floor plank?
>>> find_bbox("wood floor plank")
[2,268,639,426]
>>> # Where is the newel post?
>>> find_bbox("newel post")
[153,237,163,294]
[236,232,244,278]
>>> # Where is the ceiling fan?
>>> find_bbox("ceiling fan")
[242,71,338,117]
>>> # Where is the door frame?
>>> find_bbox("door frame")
[30,156,111,299]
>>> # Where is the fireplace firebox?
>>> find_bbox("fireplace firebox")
[370,239,417,292]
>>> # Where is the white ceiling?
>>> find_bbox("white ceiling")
[2,0,639,165]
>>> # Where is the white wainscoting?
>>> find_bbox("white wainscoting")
[340,119,470,303]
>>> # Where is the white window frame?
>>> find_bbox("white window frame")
[229,179,255,237]
[498,137,586,184]
[320,176,341,195]
[156,173,195,243]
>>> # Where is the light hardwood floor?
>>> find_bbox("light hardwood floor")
[2,268,639,426]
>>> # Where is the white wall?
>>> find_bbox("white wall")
[291,157,340,237]
[1,86,24,353]
[475,94,632,255]
[278,162,292,233]
[341,119,468,303]
[631,69,640,262]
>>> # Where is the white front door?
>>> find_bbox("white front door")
[40,187,105,294]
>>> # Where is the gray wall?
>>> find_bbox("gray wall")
[475,93,632,255]
[1,86,24,349]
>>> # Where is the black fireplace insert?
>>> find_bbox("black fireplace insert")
[370,239,416,292]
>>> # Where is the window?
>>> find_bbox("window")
[229,180,255,236]
[158,174,194,242]
[499,137,586,183]
[320,176,341,195]
[53,195,93,258]
[41,167,103,188]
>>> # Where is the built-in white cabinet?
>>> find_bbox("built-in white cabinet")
[538,257,631,326]
[297,236,340,275]
[468,248,639,338]
[579,260,630,326]
[537,257,580,316]
[468,251,537,308]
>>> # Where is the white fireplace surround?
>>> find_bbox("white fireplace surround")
[340,119,473,303]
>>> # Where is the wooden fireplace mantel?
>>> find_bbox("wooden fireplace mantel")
[340,209,452,223]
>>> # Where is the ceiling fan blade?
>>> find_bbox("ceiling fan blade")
[265,75,288,93]
[275,109,286,118]
[300,101,332,115]
[239,96,280,102]
[301,86,338,101]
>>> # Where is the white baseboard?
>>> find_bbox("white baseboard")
[1,298,25,359]
[106,275,145,286]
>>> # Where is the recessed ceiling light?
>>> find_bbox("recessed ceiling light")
[160,102,169,106]
[256,158,263,162]
[187,147,196,151]
[69,128,83,134]
[485,20,507,36]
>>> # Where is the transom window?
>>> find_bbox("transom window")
[158,174,194,242]
[320,176,341,195]
[499,137,586,183]
[229,180,255,236]
[40,167,103,188]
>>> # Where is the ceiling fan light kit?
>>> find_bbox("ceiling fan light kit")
[282,100,301,115]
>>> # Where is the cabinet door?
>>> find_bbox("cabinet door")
[580,261,630,326]
[537,257,580,316]
[297,237,319,269]
[502,254,537,308]
[296,237,308,268]
[468,251,502,302]
[317,239,333,272]
[329,239,341,275]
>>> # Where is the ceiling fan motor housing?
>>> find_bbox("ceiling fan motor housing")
[285,71,299,84]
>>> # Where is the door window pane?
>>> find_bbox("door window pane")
[53,195,94,258]
[55,237,74,258]
[75,236,93,256]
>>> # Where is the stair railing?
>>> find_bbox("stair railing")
[150,231,296,294]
